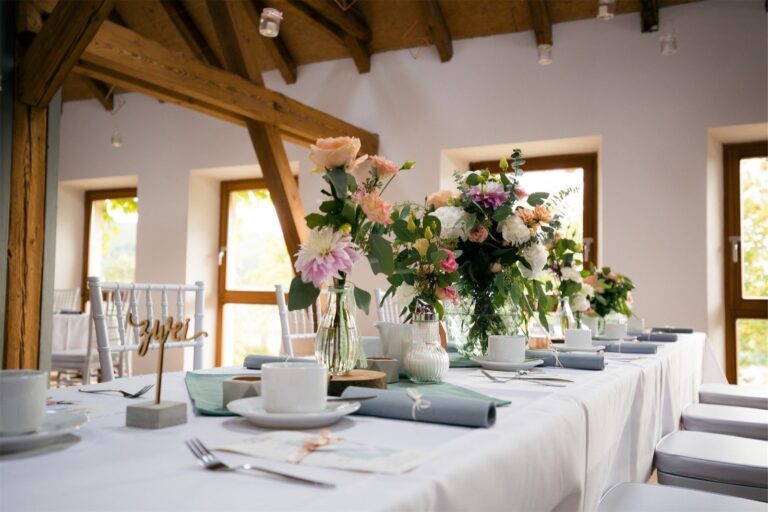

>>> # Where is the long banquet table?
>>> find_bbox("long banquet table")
[0,333,723,512]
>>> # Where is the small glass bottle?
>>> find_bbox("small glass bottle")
[404,300,449,383]
[259,8,283,38]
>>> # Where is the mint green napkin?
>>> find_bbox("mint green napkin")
[389,380,510,407]
[185,372,245,416]
[449,354,481,368]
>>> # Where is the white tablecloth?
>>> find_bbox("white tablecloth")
[1,333,718,512]
[51,313,91,353]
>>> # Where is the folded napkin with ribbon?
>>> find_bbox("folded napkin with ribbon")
[341,386,497,428]
[448,354,482,368]
[243,355,315,369]
[651,327,693,334]
[526,350,605,370]
[598,342,658,354]
[638,333,678,342]
[185,371,250,416]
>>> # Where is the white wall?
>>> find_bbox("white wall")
[56,0,767,370]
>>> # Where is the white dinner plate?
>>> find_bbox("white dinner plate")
[554,345,605,353]
[0,408,88,454]
[471,357,544,372]
[227,397,360,429]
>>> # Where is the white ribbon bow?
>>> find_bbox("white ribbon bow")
[406,388,431,421]
[548,347,564,368]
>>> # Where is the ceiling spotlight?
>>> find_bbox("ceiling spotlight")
[111,131,122,148]
[259,8,283,37]
[537,44,552,65]
[597,0,615,21]
[659,34,678,56]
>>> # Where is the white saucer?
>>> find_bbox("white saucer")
[471,357,545,372]
[227,397,360,429]
[554,345,605,353]
[0,409,88,454]
[594,336,637,342]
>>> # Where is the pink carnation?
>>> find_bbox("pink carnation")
[426,190,456,209]
[310,136,361,170]
[439,249,458,273]
[436,286,459,305]
[355,190,394,225]
[371,155,399,177]
[467,225,489,243]
[294,227,361,288]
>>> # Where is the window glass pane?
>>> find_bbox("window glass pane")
[740,157,768,299]
[737,318,768,385]
[221,304,283,366]
[225,189,294,291]
[517,168,584,244]
[88,197,138,282]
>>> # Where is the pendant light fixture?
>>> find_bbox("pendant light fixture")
[597,0,615,20]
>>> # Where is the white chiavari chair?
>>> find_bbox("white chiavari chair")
[275,284,328,357]
[88,277,206,382]
[374,288,405,323]
[53,287,81,312]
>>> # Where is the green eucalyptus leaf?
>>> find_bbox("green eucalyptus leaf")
[305,213,326,229]
[492,205,512,221]
[327,167,350,198]
[353,286,371,315]
[527,192,549,206]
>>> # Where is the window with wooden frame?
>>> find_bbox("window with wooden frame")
[216,179,297,366]
[723,141,768,384]
[81,188,139,308]
[470,153,599,266]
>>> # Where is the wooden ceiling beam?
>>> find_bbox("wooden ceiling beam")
[527,0,552,46]
[80,21,378,153]
[205,0,308,259]
[283,0,370,73]
[244,0,297,84]
[640,0,660,33]
[160,0,222,67]
[304,0,371,42]
[17,0,115,107]
[420,0,453,63]
[78,74,114,111]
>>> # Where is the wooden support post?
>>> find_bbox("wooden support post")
[420,0,453,63]
[17,0,114,107]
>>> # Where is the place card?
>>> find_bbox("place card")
[216,431,429,474]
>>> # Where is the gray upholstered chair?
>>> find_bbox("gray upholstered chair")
[598,482,765,512]
[682,403,768,440]
[655,431,768,502]
[699,384,768,410]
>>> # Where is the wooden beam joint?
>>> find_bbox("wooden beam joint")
[420,0,453,63]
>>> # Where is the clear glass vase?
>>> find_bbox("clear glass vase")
[315,284,359,376]
[554,296,576,340]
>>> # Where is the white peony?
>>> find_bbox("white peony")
[581,283,595,297]
[395,283,417,307]
[499,215,531,245]
[520,242,547,279]
[560,266,582,283]
[432,206,469,241]
[571,292,591,312]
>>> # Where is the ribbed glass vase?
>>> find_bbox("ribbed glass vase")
[315,283,359,376]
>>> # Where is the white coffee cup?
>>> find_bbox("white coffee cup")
[581,315,603,336]
[0,370,48,435]
[261,363,327,414]
[487,335,526,363]
[605,323,628,339]
[565,328,592,348]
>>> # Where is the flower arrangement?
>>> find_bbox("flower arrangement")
[287,136,413,374]
[378,206,461,320]
[425,151,562,355]
[583,266,635,318]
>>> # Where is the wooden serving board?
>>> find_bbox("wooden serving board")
[328,369,387,396]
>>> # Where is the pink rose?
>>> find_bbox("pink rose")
[436,286,459,305]
[371,155,399,177]
[310,137,361,170]
[426,190,456,209]
[467,225,489,243]
[489,262,502,273]
[515,187,527,199]
[355,190,394,225]
[439,249,458,273]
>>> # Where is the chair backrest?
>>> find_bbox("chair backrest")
[88,276,205,382]
[53,288,81,312]
[275,284,328,357]
[374,288,404,323]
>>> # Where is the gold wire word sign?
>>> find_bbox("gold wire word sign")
[127,313,208,404]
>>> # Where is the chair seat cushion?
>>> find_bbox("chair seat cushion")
[699,384,768,410]
[683,403,768,440]
[599,482,766,511]
[655,431,768,488]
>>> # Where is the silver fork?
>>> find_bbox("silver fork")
[78,384,154,398]
[185,438,335,488]
[481,370,567,387]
